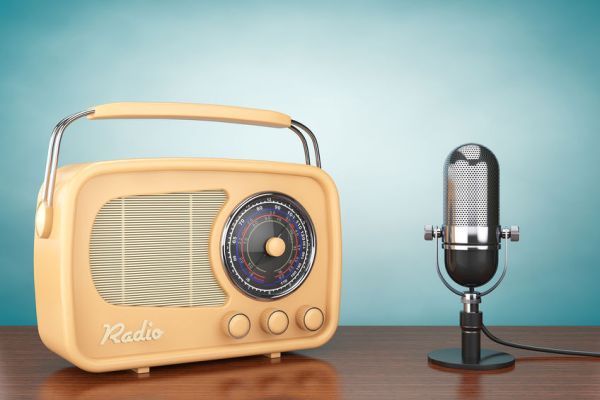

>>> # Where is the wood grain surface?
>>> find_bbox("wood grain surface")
[0,326,598,399]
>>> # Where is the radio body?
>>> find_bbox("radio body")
[34,103,341,373]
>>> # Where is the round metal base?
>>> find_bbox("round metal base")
[428,348,515,371]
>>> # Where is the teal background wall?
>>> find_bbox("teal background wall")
[1,0,599,326]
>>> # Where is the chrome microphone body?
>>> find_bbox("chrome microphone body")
[443,143,500,288]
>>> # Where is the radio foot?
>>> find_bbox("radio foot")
[263,352,281,359]
[132,367,150,374]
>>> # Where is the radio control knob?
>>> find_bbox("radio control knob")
[296,306,324,332]
[265,237,286,257]
[261,309,289,335]
[223,312,250,339]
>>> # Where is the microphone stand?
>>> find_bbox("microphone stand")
[461,291,483,365]
[424,226,519,370]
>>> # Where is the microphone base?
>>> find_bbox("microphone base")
[428,348,515,371]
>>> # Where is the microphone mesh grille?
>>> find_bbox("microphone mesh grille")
[444,144,499,227]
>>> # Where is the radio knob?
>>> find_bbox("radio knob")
[223,312,251,339]
[265,237,286,257]
[296,306,324,332]
[261,309,289,335]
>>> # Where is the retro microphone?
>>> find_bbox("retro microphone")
[424,143,519,370]
[424,143,599,370]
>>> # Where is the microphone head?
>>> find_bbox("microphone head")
[443,143,500,288]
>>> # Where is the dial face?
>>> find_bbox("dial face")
[221,193,316,300]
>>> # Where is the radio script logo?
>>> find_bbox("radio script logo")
[101,320,164,345]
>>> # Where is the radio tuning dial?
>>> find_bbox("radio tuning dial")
[297,306,324,332]
[223,312,251,339]
[261,309,289,335]
[222,192,316,300]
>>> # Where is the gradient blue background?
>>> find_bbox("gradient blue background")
[1,1,599,326]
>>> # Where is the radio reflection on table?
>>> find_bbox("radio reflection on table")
[37,354,340,400]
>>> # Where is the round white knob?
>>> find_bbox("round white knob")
[223,312,250,339]
[296,306,324,332]
[265,237,286,257]
[261,309,289,335]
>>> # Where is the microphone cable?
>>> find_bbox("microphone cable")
[481,324,600,358]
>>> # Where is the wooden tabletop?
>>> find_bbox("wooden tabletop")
[0,326,598,399]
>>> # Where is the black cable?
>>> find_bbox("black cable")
[482,324,600,358]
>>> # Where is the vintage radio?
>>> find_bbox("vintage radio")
[34,102,342,373]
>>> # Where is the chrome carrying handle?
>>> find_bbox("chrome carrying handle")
[40,103,321,210]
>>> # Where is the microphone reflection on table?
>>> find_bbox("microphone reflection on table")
[37,354,339,400]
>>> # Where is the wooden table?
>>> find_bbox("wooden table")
[0,326,598,399]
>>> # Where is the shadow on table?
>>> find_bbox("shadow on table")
[37,354,340,400]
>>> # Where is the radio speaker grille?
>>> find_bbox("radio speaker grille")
[90,190,228,307]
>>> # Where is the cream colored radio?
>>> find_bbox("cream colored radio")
[33,102,341,373]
